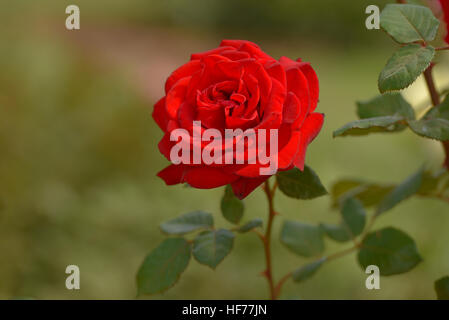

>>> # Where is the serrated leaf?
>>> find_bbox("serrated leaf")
[408,118,449,141]
[331,180,395,209]
[137,238,191,295]
[160,211,213,235]
[408,96,449,141]
[333,116,405,137]
[276,166,327,200]
[380,4,440,43]
[376,167,424,216]
[357,93,415,121]
[192,229,234,269]
[358,227,422,276]
[292,258,326,283]
[378,44,434,94]
[280,221,325,257]
[236,218,263,233]
[220,185,244,224]
[435,276,449,300]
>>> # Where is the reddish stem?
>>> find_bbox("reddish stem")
[423,65,449,169]
[261,180,277,300]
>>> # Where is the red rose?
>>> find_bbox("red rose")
[153,40,323,199]
[441,0,449,43]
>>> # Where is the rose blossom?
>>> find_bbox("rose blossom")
[153,40,323,199]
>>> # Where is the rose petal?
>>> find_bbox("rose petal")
[184,167,239,188]
[165,60,201,94]
[283,92,301,123]
[166,76,191,119]
[231,176,269,200]
[293,112,324,170]
[152,97,169,131]
[298,61,319,112]
[157,164,188,185]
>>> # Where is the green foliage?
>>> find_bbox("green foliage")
[332,169,449,209]
[435,276,449,300]
[322,197,366,242]
[358,227,422,276]
[333,116,406,137]
[160,211,213,235]
[331,180,395,209]
[357,93,415,120]
[137,238,192,295]
[418,169,449,199]
[221,185,244,224]
[380,4,440,43]
[408,96,449,141]
[280,221,325,257]
[292,258,326,283]
[192,229,235,269]
[376,167,424,216]
[276,166,327,200]
[236,218,263,233]
[378,44,434,93]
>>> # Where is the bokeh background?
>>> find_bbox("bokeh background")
[1,0,449,300]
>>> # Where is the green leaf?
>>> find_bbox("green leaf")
[435,276,449,300]
[380,4,440,43]
[376,167,424,216]
[358,227,421,276]
[280,221,325,257]
[137,238,191,295]
[418,169,449,199]
[333,116,405,137]
[276,166,327,200]
[357,93,415,121]
[408,96,449,141]
[409,118,449,141]
[378,44,435,94]
[192,229,234,269]
[332,169,449,209]
[321,223,352,242]
[236,218,263,233]
[220,185,244,224]
[340,197,366,237]
[160,211,213,235]
[331,180,395,209]
[322,197,366,242]
[292,258,326,283]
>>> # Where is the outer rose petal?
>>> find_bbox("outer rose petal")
[231,176,270,200]
[220,40,274,60]
[294,112,324,170]
[152,97,168,131]
[166,76,191,119]
[157,164,188,185]
[184,167,239,189]
[165,60,201,94]
[441,0,449,44]
[298,61,319,112]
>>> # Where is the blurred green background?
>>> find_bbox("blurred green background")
[1,0,449,299]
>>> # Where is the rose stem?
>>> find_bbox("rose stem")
[423,64,449,169]
[261,180,278,300]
